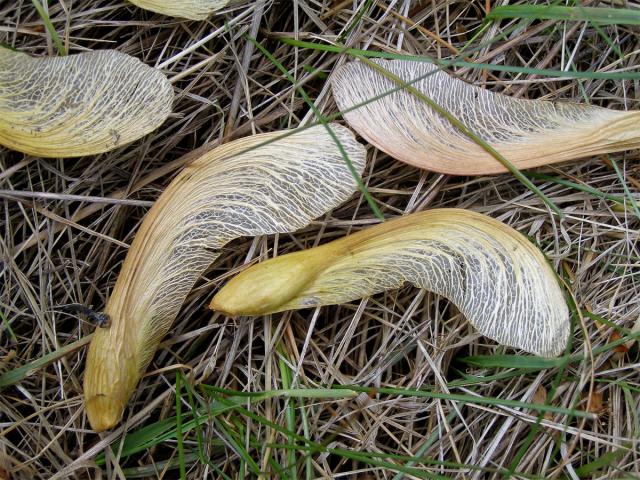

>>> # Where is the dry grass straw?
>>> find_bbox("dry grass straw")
[1,0,639,478]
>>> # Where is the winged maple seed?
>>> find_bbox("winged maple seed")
[128,0,232,19]
[212,209,570,358]
[83,124,366,432]
[332,59,640,175]
[0,48,173,158]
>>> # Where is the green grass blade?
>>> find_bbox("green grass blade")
[574,448,628,476]
[608,156,640,220]
[486,5,640,26]
[342,385,591,418]
[339,0,374,41]
[212,415,262,476]
[98,380,593,467]
[298,396,313,480]
[249,36,384,220]
[462,327,640,371]
[392,409,458,480]
[277,344,297,479]
[0,310,17,343]
[183,378,220,473]
[462,355,565,369]
[120,452,200,478]
[525,172,640,209]
[212,397,449,480]
[352,56,564,218]
[589,20,625,61]
[31,0,66,56]
[0,335,92,389]
[280,38,640,80]
[175,372,187,480]
[506,293,577,476]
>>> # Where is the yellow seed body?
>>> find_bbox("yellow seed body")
[83,125,366,431]
[211,209,570,358]
[332,59,640,175]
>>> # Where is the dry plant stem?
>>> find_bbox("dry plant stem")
[83,124,366,432]
[0,49,173,157]
[128,0,232,20]
[212,209,570,357]
[332,59,640,175]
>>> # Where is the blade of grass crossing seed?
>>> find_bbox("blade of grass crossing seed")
[277,38,564,215]
[31,0,66,56]
[276,344,298,478]
[608,155,640,220]
[249,37,384,220]
[352,55,564,217]
[486,5,640,26]
[175,372,187,480]
[279,39,640,81]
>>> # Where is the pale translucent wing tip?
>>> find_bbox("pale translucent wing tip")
[332,59,637,175]
[212,209,571,357]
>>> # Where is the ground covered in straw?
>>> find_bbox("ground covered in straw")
[1,1,639,478]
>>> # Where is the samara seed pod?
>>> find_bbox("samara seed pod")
[0,48,173,158]
[83,124,366,431]
[128,0,232,19]
[332,59,640,175]
[211,209,570,357]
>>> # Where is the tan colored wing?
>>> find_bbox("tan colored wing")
[128,0,231,19]
[332,59,640,175]
[212,209,570,358]
[84,124,367,431]
[0,49,173,157]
